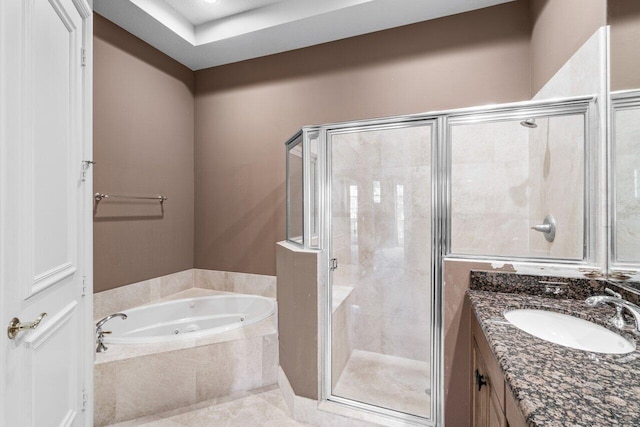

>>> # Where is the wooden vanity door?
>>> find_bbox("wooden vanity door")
[473,340,507,427]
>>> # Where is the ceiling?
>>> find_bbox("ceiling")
[94,0,515,71]
[161,0,286,26]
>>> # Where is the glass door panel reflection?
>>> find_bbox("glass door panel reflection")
[613,101,640,265]
[330,123,433,419]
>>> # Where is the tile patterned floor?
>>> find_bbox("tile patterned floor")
[333,350,431,418]
[106,385,311,427]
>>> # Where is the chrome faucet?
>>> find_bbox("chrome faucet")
[585,288,640,332]
[95,313,127,353]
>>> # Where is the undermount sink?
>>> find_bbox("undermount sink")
[504,309,636,355]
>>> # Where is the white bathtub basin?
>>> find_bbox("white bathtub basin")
[102,294,275,344]
[504,309,635,354]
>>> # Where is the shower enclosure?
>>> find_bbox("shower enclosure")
[285,96,595,426]
[326,118,439,423]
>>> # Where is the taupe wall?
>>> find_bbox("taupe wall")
[194,1,532,276]
[529,0,607,95]
[609,0,640,91]
[92,0,608,290]
[93,14,195,293]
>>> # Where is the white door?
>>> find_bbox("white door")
[0,0,93,426]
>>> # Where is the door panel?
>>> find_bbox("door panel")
[472,342,490,427]
[1,0,92,425]
[30,0,80,295]
[27,302,80,427]
[328,122,435,421]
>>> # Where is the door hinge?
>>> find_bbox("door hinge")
[81,48,86,67]
[82,388,88,411]
[82,276,87,297]
[329,258,338,271]
[81,160,95,181]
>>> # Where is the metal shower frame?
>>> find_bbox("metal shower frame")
[284,94,599,426]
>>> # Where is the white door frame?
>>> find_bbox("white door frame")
[0,0,94,424]
[80,0,95,424]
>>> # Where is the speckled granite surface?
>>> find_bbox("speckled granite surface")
[470,270,640,305]
[469,289,640,426]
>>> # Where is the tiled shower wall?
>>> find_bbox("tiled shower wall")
[450,122,531,257]
[450,95,589,261]
[528,27,609,262]
[527,114,585,259]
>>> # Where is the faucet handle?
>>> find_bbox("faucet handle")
[95,329,114,353]
[609,304,632,329]
[605,288,622,299]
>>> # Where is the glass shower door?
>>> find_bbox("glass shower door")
[328,121,436,422]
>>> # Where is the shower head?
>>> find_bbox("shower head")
[520,118,537,128]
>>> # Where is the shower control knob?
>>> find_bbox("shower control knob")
[531,214,556,242]
[531,224,551,233]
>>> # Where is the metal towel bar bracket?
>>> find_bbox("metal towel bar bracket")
[94,193,168,203]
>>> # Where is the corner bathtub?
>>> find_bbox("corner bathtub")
[103,294,276,344]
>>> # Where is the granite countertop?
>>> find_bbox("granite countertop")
[469,289,640,426]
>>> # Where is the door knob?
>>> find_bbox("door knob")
[7,312,47,339]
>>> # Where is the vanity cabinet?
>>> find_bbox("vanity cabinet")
[472,313,527,427]
[473,340,506,427]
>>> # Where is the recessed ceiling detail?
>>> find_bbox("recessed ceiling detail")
[94,0,515,71]
[162,0,286,27]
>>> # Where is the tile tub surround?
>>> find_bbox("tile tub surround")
[195,268,276,298]
[94,288,279,426]
[94,268,276,320]
[94,269,194,320]
[468,289,640,426]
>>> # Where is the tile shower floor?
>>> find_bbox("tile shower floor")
[105,385,310,427]
[333,350,431,418]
